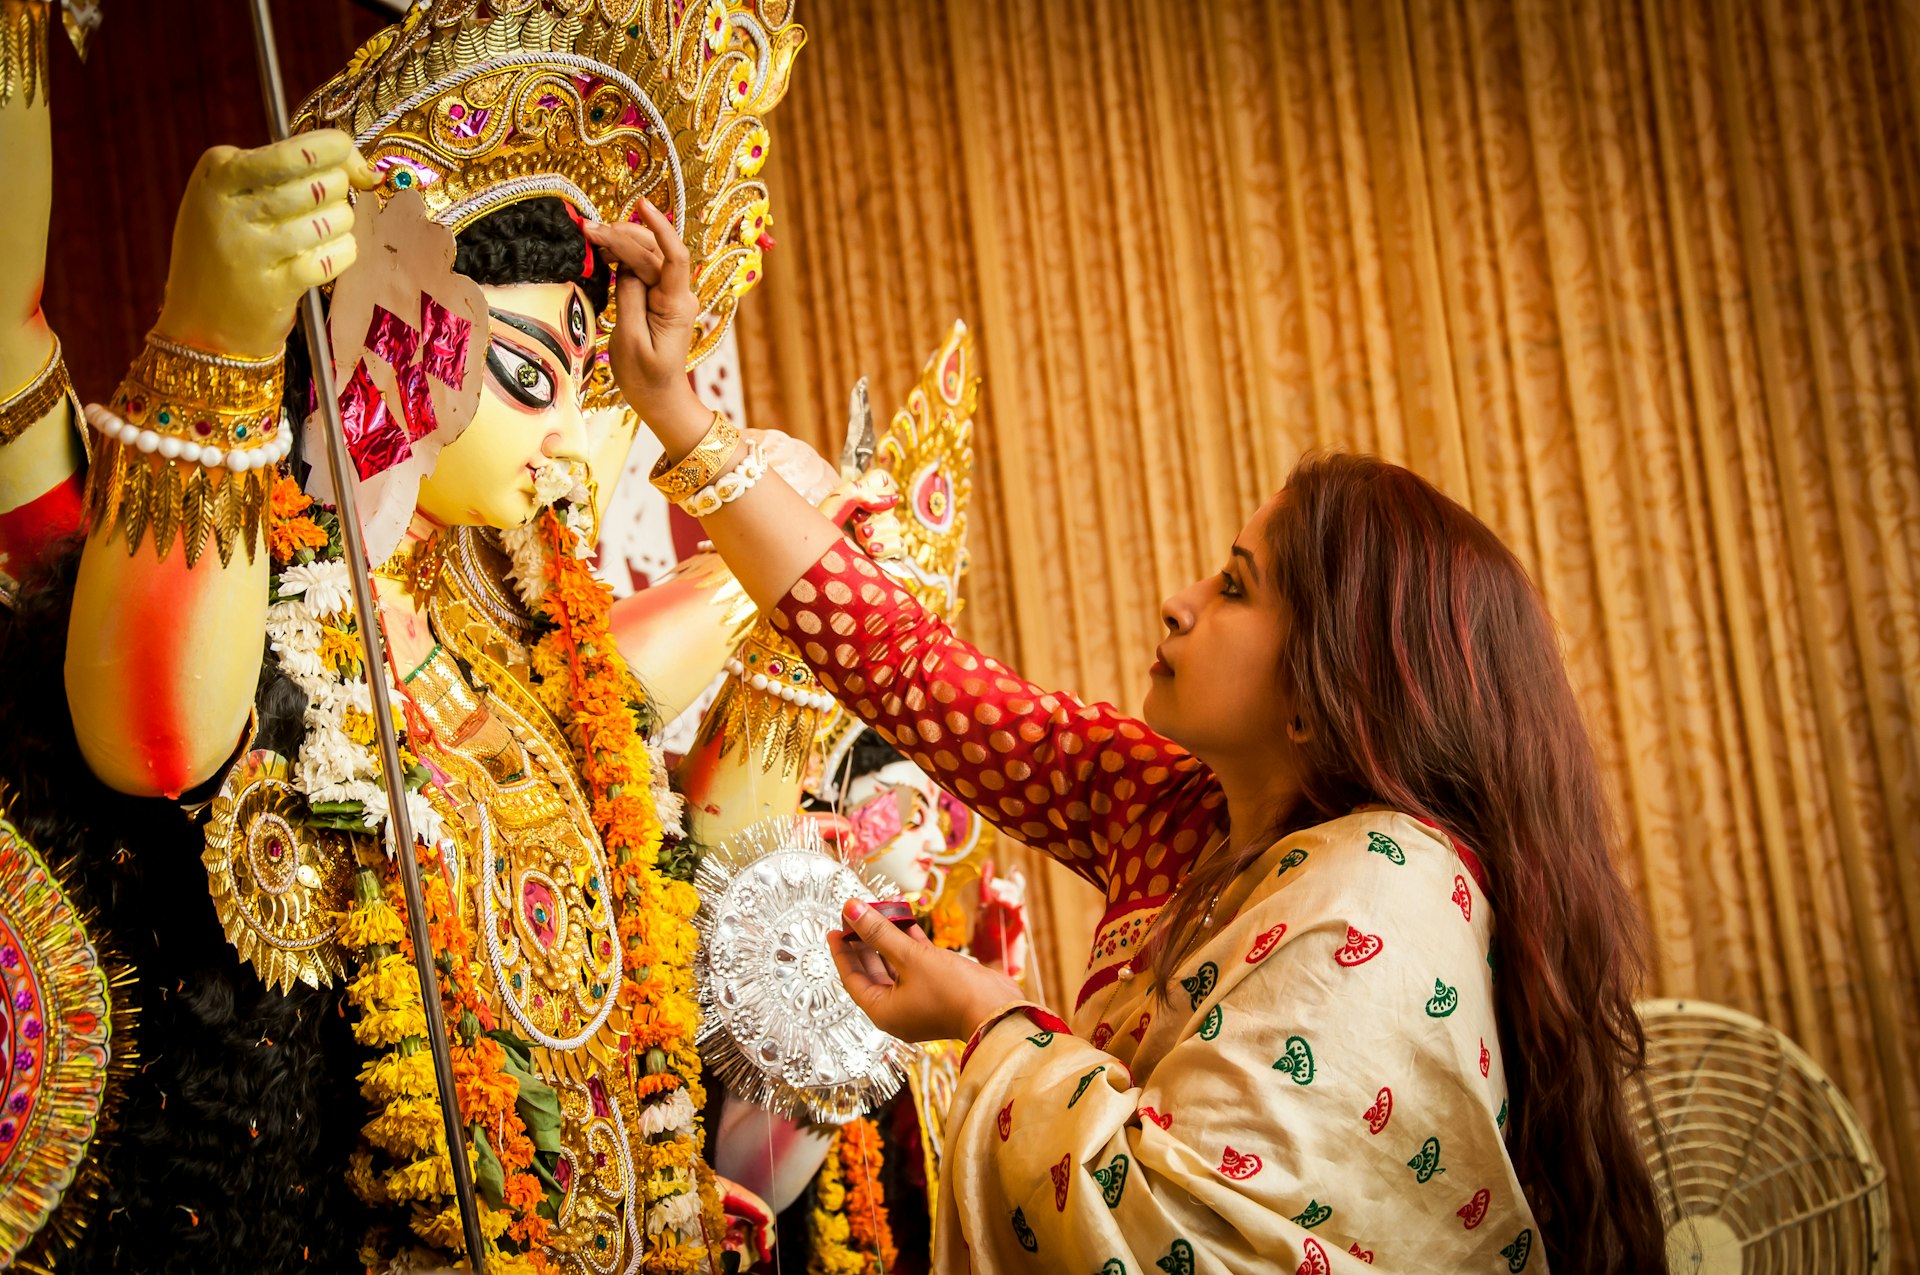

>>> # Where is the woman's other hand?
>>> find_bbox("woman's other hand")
[154,130,379,359]
[583,203,707,438]
[829,897,1027,1043]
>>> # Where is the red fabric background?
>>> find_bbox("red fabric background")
[42,0,387,401]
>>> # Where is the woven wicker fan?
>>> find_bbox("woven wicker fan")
[1629,999,1891,1273]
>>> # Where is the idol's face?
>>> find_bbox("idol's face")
[415,282,596,529]
[846,761,944,899]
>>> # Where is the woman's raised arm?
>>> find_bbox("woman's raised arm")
[588,208,1222,886]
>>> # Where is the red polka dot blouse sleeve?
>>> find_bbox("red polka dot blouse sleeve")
[771,543,1223,891]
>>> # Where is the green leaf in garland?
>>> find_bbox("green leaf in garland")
[471,1126,506,1209]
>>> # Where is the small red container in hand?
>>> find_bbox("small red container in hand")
[867,899,922,936]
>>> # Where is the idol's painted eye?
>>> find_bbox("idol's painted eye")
[486,339,556,409]
[566,291,589,349]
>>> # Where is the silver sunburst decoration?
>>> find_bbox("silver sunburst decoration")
[693,817,918,1123]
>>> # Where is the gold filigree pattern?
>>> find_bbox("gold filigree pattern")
[0,0,47,108]
[416,595,632,1083]
[549,1069,640,1273]
[700,637,824,784]
[294,0,805,366]
[201,751,354,992]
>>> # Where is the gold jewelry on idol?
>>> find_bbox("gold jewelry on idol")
[649,411,741,503]
[708,627,833,782]
[82,335,292,567]
[373,530,450,600]
[0,335,74,445]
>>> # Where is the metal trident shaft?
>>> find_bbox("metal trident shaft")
[243,4,491,1268]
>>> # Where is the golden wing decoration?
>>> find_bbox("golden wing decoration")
[810,320,981,793]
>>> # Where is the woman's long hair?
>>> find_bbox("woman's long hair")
[1143,452,1663,1274]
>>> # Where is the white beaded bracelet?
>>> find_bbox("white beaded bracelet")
[85,403,294,472]
[724,655,836,712]
[678,439,766,518]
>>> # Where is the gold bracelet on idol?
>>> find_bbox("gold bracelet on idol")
[649,410,742,504]
[0,336,75,445]
[83,334,293,567]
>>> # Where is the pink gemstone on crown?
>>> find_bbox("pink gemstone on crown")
[448,103,465,119]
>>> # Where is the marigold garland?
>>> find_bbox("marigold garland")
[809,1117,896,1275]
[529,507,724,1272]
[342,850,555,1271]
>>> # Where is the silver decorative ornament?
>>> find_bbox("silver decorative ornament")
[693,818,918,1123]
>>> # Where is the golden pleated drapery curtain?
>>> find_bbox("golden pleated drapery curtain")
[732,0,1920,1257]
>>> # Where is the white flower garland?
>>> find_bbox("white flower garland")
[633,1087,696,1139]
[266,553,446,848]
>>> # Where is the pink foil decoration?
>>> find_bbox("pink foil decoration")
[394,363,436,441]
[365,304,420,369]
[419,296,471,389]
[338,359,412,480]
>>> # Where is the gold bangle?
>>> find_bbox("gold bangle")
[107,334,286,454]
[0,336,72,444]
[650,412,741,503]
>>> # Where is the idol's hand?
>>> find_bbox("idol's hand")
[154,130,379,359]
[829,897,1027,1043]
[585,202,705,436]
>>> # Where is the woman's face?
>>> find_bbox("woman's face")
[1142,493,1298,765]
[415,281,595,528]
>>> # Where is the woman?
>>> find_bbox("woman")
[586,208,1664,1273]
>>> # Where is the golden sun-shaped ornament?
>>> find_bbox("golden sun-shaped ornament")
[202,752,355,992]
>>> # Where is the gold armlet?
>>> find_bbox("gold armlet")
[0,0,49,108]
[1,1,101,108]
[708,627,836,782]
[0,335,73,444]
[81,335,293,567]
[650,411,741,503]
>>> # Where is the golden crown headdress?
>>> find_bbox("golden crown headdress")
[293,0,801,366]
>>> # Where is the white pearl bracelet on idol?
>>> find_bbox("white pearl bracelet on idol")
[678,440,767,518]
[84,403,294,472]
[724,656,836,712]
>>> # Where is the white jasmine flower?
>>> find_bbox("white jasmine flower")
[635,1089,695,1139]
[277,559,355,619]
[644,1188,700,1237]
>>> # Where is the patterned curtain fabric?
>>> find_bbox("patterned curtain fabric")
[732,0,1920,1260]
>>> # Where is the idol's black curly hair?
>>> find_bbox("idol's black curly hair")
[0,543,368,1273]
[453,195,611,313]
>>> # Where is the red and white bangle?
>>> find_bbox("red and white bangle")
[84,403,293,472]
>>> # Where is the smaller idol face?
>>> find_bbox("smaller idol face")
[416,281,597,530]
[844,760,944,899]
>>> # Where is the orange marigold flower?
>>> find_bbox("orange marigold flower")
[268,471,329,563]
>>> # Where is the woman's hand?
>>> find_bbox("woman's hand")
[829,897,1028,1043]
[154,130,379,359]
[583,203,708,445]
